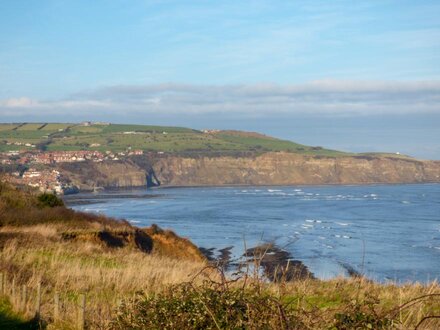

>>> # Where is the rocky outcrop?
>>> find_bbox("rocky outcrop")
[152,152,440,186]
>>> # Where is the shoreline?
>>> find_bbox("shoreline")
[67,181,440,195]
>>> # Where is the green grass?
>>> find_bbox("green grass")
[0,123,19,131]
[40,123,72,131]
[0,297,39,330]
[16,123,45,131]
[0,122,350,156]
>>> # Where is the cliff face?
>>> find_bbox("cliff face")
[58,160,147,190]
[152,152,440,186]
[56,153,440,190]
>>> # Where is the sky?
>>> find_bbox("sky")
[0,0,439,159]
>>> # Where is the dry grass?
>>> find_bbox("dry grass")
[274,277,440,329]
[109,263,440,330]
[1,229,440,329]
[0,224,58,238]
[1,182,439,329]
[0,233,207,329]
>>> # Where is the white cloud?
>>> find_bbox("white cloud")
[1,97,39,108]
[1,80,439,119]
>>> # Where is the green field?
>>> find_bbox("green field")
[0,122,350,156]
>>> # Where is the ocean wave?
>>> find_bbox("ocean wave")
[305,219,323,223]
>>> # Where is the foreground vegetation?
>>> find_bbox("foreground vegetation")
[0,181,439,329]
[0,296,39,329]
[110,270,440,330]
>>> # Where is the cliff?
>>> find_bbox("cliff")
[55,152,440,190]
[152,152,440,186]
[58,160,148,190]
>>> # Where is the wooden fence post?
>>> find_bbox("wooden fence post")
[21,285,27,313]
[78,294,86,330]
[11,278,16,307]
[35,283,41,318]
[3,273,7,296]
[0,273,3,295]
[54,292,60,321]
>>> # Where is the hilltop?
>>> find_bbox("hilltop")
[0,122,353,157]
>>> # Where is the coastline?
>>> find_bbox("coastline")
[68,181,440,194]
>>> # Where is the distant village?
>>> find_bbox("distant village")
[1,149,144,194]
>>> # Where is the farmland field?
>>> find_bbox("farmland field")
[0,122,351,156]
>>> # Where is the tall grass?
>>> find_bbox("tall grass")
[0,234,207,329]
[2,225,440,329]
[1,181,439,329]
[109,263,440,330]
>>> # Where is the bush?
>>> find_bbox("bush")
[331,297,395,330]
[37,193,64,208]
[110,282,305,330]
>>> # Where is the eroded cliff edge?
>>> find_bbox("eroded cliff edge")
[153,152,440,185]
[56,152,440,190]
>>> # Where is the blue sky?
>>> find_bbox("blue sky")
[0,1,439,158]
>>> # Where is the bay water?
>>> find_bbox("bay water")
[66,184,440,283]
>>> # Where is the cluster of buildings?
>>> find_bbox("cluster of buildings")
[1,149,144,165]
[32,150,105,164]
[0,149,145,194]
[5,141,36,148]
[3,169,66,194]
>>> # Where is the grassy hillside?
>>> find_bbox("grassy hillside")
[1,182,440,329]
[0,181,207,328]
[0,122,348,156]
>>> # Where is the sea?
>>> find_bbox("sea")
[65,184,440,283]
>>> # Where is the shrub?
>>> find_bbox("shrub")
[110,282,306,330]
[331,297,395,330]
[37,193,64,208]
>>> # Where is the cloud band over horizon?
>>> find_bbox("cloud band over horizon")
[1,80,439,119]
